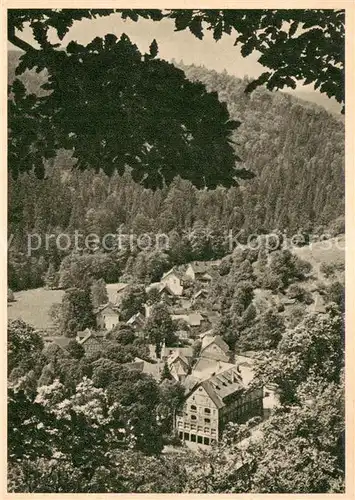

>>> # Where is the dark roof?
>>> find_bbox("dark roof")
[127,312,145,325]
[43,336,71,350]
[146,282,176,296]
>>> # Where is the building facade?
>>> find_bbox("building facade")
[175,366,263,446]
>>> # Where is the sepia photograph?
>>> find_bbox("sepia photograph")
[6,5,349,494]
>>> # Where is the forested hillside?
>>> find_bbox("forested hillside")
[178,62,344,232]
[8,51,345,291]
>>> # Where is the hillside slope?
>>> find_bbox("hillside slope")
[8,51,345,297]
[179,63,344,233]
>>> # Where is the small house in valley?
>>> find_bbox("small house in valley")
[167,350,191,382]
[160,267,184,296]
[171,312,205,328]
[175,365,263,446]
[199,334,231,362]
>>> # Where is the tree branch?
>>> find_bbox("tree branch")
[8,25,37,53]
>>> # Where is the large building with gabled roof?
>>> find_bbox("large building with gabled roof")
[175,364,263,447]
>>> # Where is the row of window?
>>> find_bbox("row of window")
[190,405,212,414]
[190,415,212,423]
[179,432,216,445]
[178,421,217,436]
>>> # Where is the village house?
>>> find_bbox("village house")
[175,329,190,341]
[112,283,129,305]
[234,354,281,418]
[178,297,192,310]
[79,330,106,355]
[160,267,184,296]
[126,312,145,331]
[148,343,193,362]
[42,336,72,352]
[171,311,205,328]
[199,334,231,362]
[185,261,219,282]
[166,349,191,382]
[123,357,145,372]
[191,288,209,307]
[95,302,120,331]
[146,282,177,305]
[175,365,263,446]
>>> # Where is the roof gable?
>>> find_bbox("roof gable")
[187,384,219,408]
[201,334,229,354]
[95,302,120,315]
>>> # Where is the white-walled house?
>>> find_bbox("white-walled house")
[95,302,120,331]
[185,261,219,282]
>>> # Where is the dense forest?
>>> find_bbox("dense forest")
[8,51,345,292]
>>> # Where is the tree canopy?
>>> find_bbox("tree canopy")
[8,9,344,188]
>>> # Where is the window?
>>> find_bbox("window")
[179,431,183,439]
[197,435,203,444]
[178,421,183,428]
[197,426,203,432]
[190,405,197,412]
[204,437,210,445]
[184,432,190,441]
[204,418,211,424]
[204,427,210,433]
[190,434,196,442]
[204,408,211,414]
[184,423,189,429]
[211,429,216,436]
[191,424,196,431]
[191,415,197,421]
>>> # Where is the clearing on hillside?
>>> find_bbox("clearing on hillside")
[7,288,64,330]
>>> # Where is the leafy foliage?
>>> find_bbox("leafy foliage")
[8,9,344,185]
[168,9,344,110]
[8,319,44,375]
[9,33,240,187]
